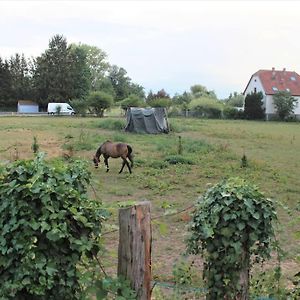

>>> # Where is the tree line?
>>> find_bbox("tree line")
[0,34,144,111]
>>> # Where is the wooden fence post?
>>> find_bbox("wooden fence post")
[118,201,152,300]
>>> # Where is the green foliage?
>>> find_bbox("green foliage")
[172,91,192,109]
[70,99,88,116]
[189,97,223,118]
[31,136,39,154]
[87,91,113,117]
[109,65,145,101]
[82,276,137,300]
[190,84,217,99]
[0,154,107,299]
[33,34,81,105]
[148,97,172,108]
[55,104,62,115]
[164,155,194,165]
[71,43,110,92]
[241,153,248,168]
[187,177,277,299]
[273,90,298,120]
[224,92,244,107]
[119,94,145,110]
[244,92,265,120]
[223,106,245,119]
[97,119,126,130]
[148,160,169,169]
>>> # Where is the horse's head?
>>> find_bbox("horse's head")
[93,156,100,168]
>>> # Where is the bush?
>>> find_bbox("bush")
[0,154,107,299]
[244,92,265,120]
[223,106,245,119]
[148,97,172,108]
[70,99,88,116]
[164,155,194,165]
[119,94,145,111]
[87,91,113,117]
[189,97,223,118]
[187,177,277,299]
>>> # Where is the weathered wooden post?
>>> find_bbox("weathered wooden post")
[118,201,152,300]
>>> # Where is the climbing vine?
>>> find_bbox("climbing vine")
[0,153,107,299]
[187,177,277,299]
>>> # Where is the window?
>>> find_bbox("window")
[272,86,278,91]
[290,76,296,81]
[254,87,257,93]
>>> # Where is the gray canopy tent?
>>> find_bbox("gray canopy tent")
[124,107,169,134]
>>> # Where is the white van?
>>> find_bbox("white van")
[47,103,75,115]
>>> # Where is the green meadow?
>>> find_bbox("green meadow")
[0,116,299,290]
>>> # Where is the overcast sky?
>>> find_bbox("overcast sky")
[1,0,300,98]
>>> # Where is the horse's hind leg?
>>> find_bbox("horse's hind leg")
[119,160,126,174]
[128,154,134,168]
[119,158,131,174]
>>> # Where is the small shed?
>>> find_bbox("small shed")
[17,100,39,113]
[125,107,169,134]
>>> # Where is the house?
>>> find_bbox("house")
[17,100,39,113]
[243,68,300,120]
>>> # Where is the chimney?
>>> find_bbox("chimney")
[272,67,276,79]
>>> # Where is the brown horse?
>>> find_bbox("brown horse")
[93,140,134,174]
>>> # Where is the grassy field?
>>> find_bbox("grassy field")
[0,116,299,294]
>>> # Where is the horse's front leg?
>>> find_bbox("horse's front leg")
[119,159,126,174]
[104,156,110,172]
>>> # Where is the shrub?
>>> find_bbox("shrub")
[87,91,113,117]
[223,106,245,119]
[244,92,265,120]
[187,177,277,299]
[148,97,172,108]
[164,155,194,165]
[70,99,88,116]
[189,97,223,119]
[0,154,106,299]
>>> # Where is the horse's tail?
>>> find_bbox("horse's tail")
[127,145,134,167]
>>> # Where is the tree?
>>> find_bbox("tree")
[95,77,116,98]
[244,92,265,120]
[119,94,145,111]
[87,91,113,117]
[72,43,110,91]
[33,34,75,106]
[108,65,145,101]
[173,91,192,109]
[69,45,91,99]
[0,57,13,107]
[9,53,33,101]
[146,89,170,103]
[190,84,217,99]
[225,92,244,107]
[273,90,298,120]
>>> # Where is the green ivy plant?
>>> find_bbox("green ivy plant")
[0,153,107,299]
[187,177,277,299]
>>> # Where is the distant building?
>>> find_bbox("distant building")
[243,68,300,120]
[17,100,39,113]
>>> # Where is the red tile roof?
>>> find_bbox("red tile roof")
[245,69,300,96]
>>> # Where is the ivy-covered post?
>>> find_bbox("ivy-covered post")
[187,177,277,300]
